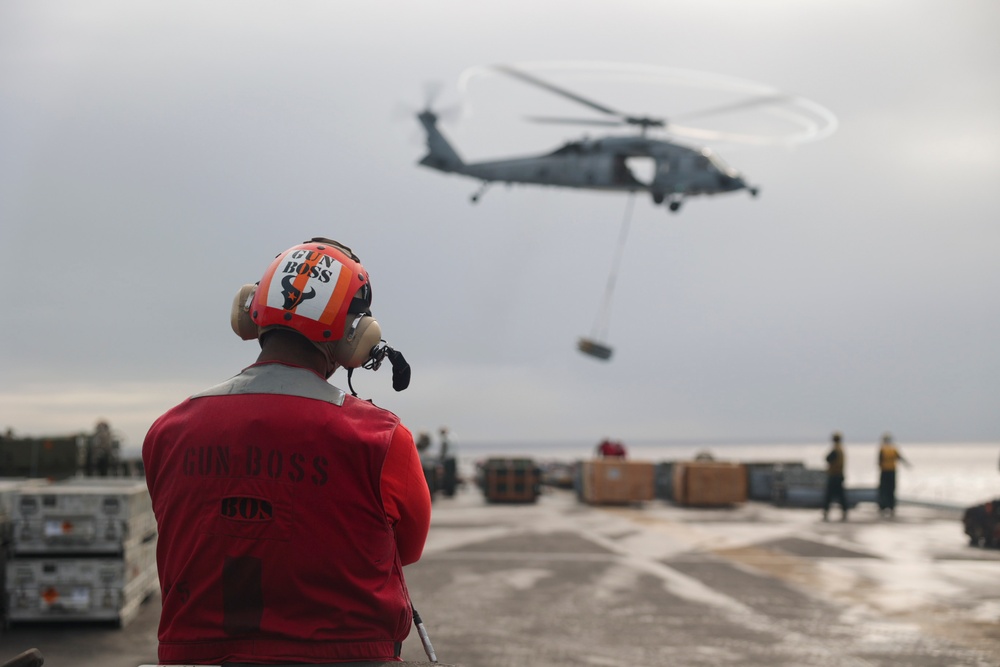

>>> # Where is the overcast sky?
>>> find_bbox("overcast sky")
[2,1,998,452]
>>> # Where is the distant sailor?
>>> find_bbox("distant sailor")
[822,431,848,522]
[877,432,909,516]
[595,438,627,459]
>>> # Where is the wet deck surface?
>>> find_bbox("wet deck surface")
[4,486,1000,666]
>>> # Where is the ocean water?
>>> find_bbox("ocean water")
[455,440,1000,508]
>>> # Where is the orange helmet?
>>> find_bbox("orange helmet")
[249,238,372,342]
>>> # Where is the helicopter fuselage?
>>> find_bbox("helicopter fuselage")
[417,110,758,211]
[467,138,746,195]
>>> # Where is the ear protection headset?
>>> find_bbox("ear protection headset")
[230,283,383,370]
[333,310,384,370]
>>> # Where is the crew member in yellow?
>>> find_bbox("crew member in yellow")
[823,431,848,522]
[877,432,909,516]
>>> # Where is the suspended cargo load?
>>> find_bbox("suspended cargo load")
[11,478,155,556]
[673,460,747,507]
[5,536,157,627]
[577,338,613,360]
[579,460,655,505]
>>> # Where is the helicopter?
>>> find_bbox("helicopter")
[417,64,764,213]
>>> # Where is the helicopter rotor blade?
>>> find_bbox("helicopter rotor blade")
[525,115,626,127]
[494,64,623,118]
[496,64,667,131]
[672,93,791,123]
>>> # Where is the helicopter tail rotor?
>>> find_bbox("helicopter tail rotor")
[419,80,464,123]
[423,80,443,110]
[395,81,461,126]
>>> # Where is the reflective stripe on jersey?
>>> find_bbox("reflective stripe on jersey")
[192,362,346,406]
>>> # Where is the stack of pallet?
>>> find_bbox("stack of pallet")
[578,460,655,505]
[5,478,158,628]
[0,479,30,628]
[480,458,541,503]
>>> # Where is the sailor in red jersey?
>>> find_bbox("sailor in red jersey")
[143,238,431,664]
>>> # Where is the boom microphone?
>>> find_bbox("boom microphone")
[348,341,411,397]
[385,347,411,392]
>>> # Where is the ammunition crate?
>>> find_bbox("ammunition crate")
[673,461,747,506]
[12,478,155,556]
[0,437,81,479]
[579,460,655,505]
[481,458,541,503]
[5,536,157,627]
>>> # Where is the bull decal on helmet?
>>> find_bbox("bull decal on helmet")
[280,275,317,310]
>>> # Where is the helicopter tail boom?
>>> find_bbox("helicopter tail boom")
[417,110,464,173]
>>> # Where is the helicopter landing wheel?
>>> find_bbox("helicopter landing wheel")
[470,181,490,204]
[668,199,682,212]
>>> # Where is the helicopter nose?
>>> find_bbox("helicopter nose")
[718,173,746,192]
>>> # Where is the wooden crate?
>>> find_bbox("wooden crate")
[481,458,540,503]
[673,461,747,506]
[580,460,654,505]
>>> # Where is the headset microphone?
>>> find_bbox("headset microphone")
[385,347,411,392]
[347,341,411,396]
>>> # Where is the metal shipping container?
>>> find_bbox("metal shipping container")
[654,461,674,501]
[5,536,157,627]
[481,458,542,503]
[12,478,155,555]
[744,462,805,501]
[770,467,875,508]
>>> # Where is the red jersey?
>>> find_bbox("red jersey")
[142,362,431,664]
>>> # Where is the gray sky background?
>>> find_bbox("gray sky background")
[2,1,998,451]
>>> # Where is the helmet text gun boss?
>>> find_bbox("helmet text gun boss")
[230,237,410,394]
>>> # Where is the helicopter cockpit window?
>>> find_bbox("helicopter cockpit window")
[550,142,584,156]
[701,149,733,173]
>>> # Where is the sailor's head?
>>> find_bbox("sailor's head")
[230,237,382,378]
